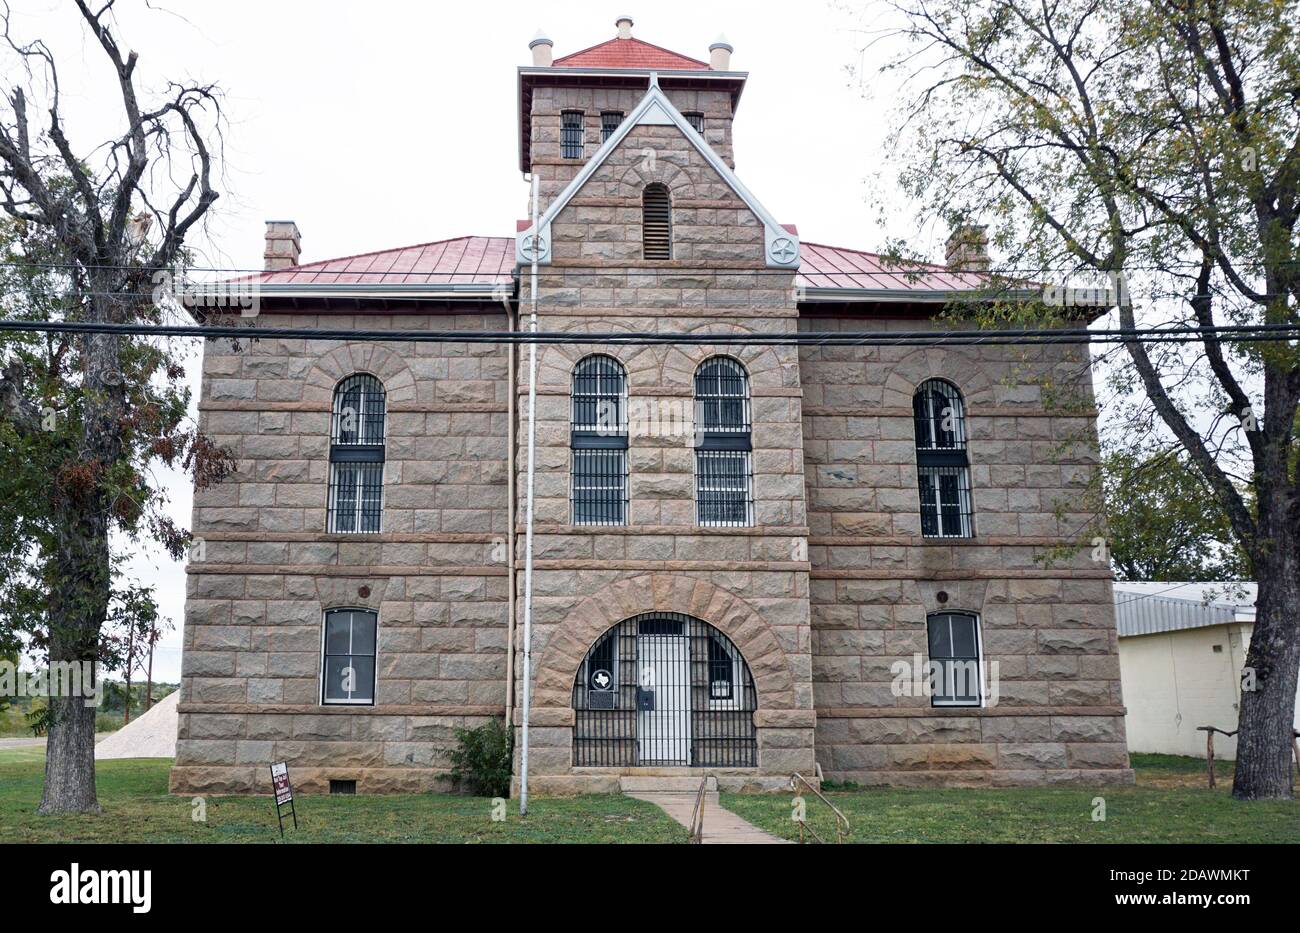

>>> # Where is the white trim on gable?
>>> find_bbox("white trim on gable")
[516,78,799,270]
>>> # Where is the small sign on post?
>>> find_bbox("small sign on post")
[270,761,298,838]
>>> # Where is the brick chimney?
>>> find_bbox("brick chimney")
[709,35,733,70]
[264,220,301,271]
[945,223,990,272]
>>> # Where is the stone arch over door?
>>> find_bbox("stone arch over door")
[532,573,797,711]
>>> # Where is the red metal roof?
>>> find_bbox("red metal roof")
[553,37,710,71]
[246,236,987,294]
[252,235,515,286]
[797,242,990,292]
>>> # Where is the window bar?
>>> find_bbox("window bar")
[561,110,584,159]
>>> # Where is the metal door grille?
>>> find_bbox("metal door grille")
[642,184,672,260]
[572,612,757,767]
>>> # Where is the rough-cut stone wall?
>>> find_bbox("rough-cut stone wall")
[170,312,512,795]
[512,118,816,793]
[799,316,1131,785]
[529,85,736,215]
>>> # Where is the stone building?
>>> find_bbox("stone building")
[170,16,1132,796]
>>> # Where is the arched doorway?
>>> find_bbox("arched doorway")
[572,612,758,767]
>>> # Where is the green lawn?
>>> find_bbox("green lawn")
[3,749,1296,844]
[0,752,686,844]
[722,754,1300,844]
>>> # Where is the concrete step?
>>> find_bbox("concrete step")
[619,774,718,794]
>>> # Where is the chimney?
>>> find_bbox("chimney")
[615,15,634,39]
[529,29,553,67]
[709,35,733,70]
[264,220,301,271]
[945,223,990,272]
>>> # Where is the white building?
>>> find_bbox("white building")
[1115,582,1299,760]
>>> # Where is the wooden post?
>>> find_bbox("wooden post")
[1205,730,1216,789]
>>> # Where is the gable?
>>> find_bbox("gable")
[516,78,799,270]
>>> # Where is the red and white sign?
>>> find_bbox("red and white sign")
[271,762,293,806]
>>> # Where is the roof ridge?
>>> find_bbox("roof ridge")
[801,240,950,272]
[553,35,710,69]
[274,234,512,272]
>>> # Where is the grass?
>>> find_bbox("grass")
[0,751,687,844]
[3,749,1296,844]
[722,754,1300,844]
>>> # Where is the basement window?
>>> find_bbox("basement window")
[329,780,357,795]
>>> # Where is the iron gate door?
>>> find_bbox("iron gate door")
[572,612,758,768]
[636,627,691,764]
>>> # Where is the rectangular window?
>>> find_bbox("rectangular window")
[322,609,377,705]
[927,613,982,707]
[918,465,973,538]
[561,110,584,159]
[600,110,624,142]
[572,448,628,525]
[328,461,384,533]
[695,449,753,526]
[683,111,705,134]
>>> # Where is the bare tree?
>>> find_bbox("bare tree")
[0,0,231,812]
[876,0,1299,798]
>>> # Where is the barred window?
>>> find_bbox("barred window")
[683,111,705,134]
[694,357,753,527]
[571,355,627,525]
[913,379,973,538]
[642,183,672,260]
[601,110,624,142]
[322,608,377,705]
[927,612,982,707]
[328,374,385,533]
[561,110,584,159]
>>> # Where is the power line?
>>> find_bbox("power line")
[0,318,1296,347]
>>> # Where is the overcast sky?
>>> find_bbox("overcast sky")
[4,0,1050,682]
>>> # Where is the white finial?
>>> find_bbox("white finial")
[709,34,733,70]
[616,15,634,39]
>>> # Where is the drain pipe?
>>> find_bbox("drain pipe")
[503,273,517,729]
[519,172,540,816]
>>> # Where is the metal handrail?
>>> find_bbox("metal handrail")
[790,772,850,844]
[688,777,708,844]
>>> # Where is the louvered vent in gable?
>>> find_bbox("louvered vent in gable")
[642,184,672,260]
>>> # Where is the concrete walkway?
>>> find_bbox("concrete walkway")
[627,791,792,844]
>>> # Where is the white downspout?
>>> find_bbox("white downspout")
[520,172,540,816]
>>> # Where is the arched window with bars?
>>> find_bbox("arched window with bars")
[694,356,753,526]
[328,374,386,533]
[912,378,973,538]
[571,354,628,525]
[642,183,672,260]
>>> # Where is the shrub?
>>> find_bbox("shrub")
[448,718,513,797]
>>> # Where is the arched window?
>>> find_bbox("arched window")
[328,374,385,533]
[927,611,983,707]
[642,183,672,260]
[572,612,757,767]
[694,357,752,526]
[571,355,627,525]
[913,378,973,538]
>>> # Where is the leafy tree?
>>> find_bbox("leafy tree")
[878,0,1300,797]
[1102,449,1248,581]
[0,3,233,812]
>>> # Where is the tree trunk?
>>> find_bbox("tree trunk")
[38,676,100,814]
[123,622,135,725]
[1233,537,1300,800]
